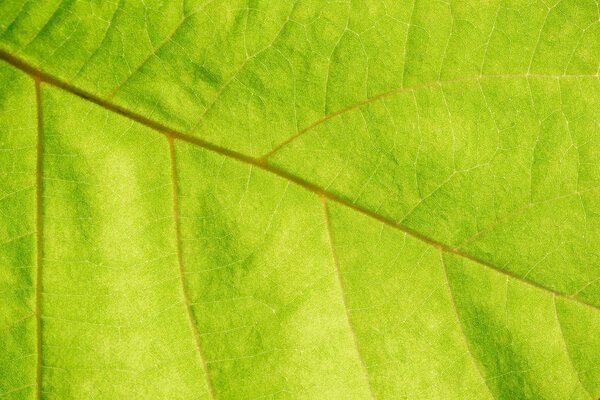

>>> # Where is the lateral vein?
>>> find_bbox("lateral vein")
[169,138,216,399]
[553,295,594,400]
[439,248,496,400]
[322,196,375,400]
[260,74,599,161]
[35,79,43,400]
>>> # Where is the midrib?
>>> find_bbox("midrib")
[2,48,597,324]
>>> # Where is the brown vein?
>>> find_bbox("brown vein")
[259,73,600,161]
[553,295,593,399]
[34,79,43,400]
[168,138,216,399]
[2,49,599,313]
[187,58,251,135]
[456,185,600,250]
[0,313,35,335]
[439,248,496,400]
[322,196,375,400]
[106,14,186,100]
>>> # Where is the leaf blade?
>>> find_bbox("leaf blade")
[1,1,600,398]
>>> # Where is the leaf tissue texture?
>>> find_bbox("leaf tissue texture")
[1,0,600,399]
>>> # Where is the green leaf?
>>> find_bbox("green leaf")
[1,1,600,399]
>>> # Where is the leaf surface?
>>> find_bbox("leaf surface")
[1,1,600,399]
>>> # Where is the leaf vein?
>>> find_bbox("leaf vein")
[260,73,599,161]
[553,295,594,399]
[168,138,216,399]
[439,248,496,400]
[34,78,43,400]
[322,196,375,400]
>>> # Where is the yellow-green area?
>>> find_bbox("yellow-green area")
[1,1,600,399]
